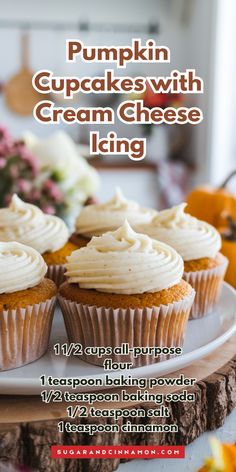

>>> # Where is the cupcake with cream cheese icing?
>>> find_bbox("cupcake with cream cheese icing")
[0,242,57,370]
[138,203,228,319]
[71,188,156,248]
[0,194,78,286]
[59,221,195,367]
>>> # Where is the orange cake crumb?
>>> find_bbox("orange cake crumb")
[43,241,78,265]
[0,278,57,310]
[59,279,193,309]
[184,254,222,272]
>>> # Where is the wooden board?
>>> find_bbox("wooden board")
[0,334,236,471]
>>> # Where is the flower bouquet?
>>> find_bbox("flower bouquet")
[0,126,99,222]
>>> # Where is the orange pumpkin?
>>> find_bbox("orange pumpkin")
[221,239,236,288]
[198,438,236,472]
[186,171,236,227]
[219,216,236,288]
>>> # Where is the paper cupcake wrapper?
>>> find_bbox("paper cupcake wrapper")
[58,288,195,367]
[47,265,66,287]
[0,297,56,371]
[183,254,228,319]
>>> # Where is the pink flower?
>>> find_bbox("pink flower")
[30,189,41,200]
[17,179,32,193]
[18,145,39,173]
[9,164,19,179]
[0,126,15,156]
[0,157,6,169]
[0,126,66,216]
[43,205,56,215]
[43,179,63,202]
[0,125,11,143]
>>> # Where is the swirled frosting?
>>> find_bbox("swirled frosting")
[0,195,69,254]
[0,242,47,294]
[75,188,156,238]
[66,220,183,294]
[138,203,221,261]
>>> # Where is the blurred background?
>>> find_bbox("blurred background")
[0,0,235,212]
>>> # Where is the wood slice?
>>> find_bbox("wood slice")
[0,334,236,471]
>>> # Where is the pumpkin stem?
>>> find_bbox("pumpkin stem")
[222,215,236,241]
[219,170,236,189]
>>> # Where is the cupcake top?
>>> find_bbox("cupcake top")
[0,194,69,254]
[138,203,221,261]
[75,188,156,238]
[65,220,183,294]
[0,241,47,294]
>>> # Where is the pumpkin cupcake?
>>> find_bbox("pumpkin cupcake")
[137,203,228,319]
[0,194,77,286]
[59,221,195,367]
[71,187,156,248]
[0,242,57,370]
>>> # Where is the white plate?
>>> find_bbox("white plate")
[0,283,236,395]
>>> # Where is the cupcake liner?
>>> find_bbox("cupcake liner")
[0,297,56,371]
[58,288,195,367]
[47,265,66,287]
[183,254,228,319]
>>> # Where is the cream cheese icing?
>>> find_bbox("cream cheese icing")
[138,203,221,261]
[0,194,69,254]
[0,241,47,294]
[75,188,156,238]
[66,220,184,294]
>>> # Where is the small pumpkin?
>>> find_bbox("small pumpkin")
[198,437,236,472]
[219,216,236,289]
[186,170,236,227]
